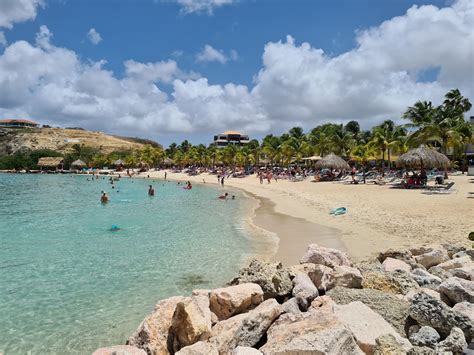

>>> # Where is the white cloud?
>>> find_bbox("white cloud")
[176,0,233,15]
[0,0,43,29]
[196,44,238,64]
[0,32,6,46]
[0,0,472,140]
[87,28,102,45]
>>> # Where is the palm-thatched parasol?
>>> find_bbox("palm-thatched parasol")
[113,159,125,166]
[71,159,86,168]
[396,147,450,169]
[37,157,64,168]
[301,155,322,161]
[315,153,350,170]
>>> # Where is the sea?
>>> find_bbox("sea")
[0,173,260,354]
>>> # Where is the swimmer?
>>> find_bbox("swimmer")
[100,192,109,204]
[218,192,229,200]
[148,185,155,196]
[231,195,235,200]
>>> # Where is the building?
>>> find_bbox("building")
[0,119,40,128]
[212,131,250,147]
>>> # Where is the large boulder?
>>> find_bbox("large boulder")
[435,327,468,354]
[260,311,364,355]
[288,263,320,278]
[326,287,410,336]
[404,288,440,303]
[228,259,292,299]
[300,244,352,268]
[362,270,419,295]
[307,264,333,291]
[329,265,363,289]
[449,266,474,281]
[333,301,411,354]
[436,255,473,271]
[408,326,440,348]
[426,266,451,280]
[292,273,318,311]
[409,269,442,288]
[93,345,146,355]
[378,249,417,268]
[439,276,474,305]
[128,296,186,355]
[408,292,473,341]
[414,249,449,269]
[169,295,212,352]
[209,283,263,320]
[209,299,282,353]
[452,302,474,324]
[382,258,411,273]
[373,334,409,355]
[174,341,218,355]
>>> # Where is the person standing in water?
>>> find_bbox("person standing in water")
[164,172,167,180]
[221,176,225,186]
[101,192,109,204]
[148,185,155,196]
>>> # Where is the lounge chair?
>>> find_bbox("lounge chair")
[422,182,455,195]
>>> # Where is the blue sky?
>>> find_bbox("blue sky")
[0,0,472,146]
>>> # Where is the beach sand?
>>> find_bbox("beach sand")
[141,171,474,263]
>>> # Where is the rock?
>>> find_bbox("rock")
[329,265,363,289]
[310,295,336,313]
[333,301,411,354]
[436,327,468,354]
[362,270,419,295]
[288,263,319,278]
[436,255,473,271]
[192,289,210,297]
[170,295,212,352]
[439,276,474,305]
[452,302,474,323]
[93,345,146,355]
[414,249,449,269]
[404,288,440,302]
[281,297,302,315]
[233,346,262,355]
[408,292,473,341]
[228,259,292,299]
[442,244,468,258]
[449,266,474,281]
[409,268,442,288]
[209,283,263,320]
[378,249,417,268]
[408,326,440,348]
[373,334,409,355]
[356,259,384,274]
[426,266,451,280]
[128,296,185,355]
[326,287,410,336]
[307,264,333,291]
[408,346,436,354]
[409,246,434,257]
[382,257,412,273]
[260,311,364,355]
[209,299,282,353]
[300,243,352,268]
[174,341,218,355]
[292,273,318,311]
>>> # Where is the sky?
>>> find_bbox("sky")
[0,0,473,147]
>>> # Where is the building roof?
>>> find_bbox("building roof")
[222,130,243,135]
[0,119,38,124]
[37,157,64,167]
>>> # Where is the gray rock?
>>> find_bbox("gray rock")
[408,326,440,348]
[233,346,262,355]
[328,265,363,289]
[175,341,218,355]
[449,266,474,281]
[355,259,384,274]
[228,259,293,299]
[427,265,451,280]
[436,255,473,271]
[378,249,418,268]
[442,244,468,258]
[326,286,409,336]
[300,243,352,268]
[292,273,318,311]
[408,292,473,341]
[408,346,436,354]
[307,264,333,291]
[414,249,449,269]
[436,327,468,355]
[410,268,442,288]
[452,302,474,324]
[409,246,434,257]
[439,276,474,305]
[281,297,302,315]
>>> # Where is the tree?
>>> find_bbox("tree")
[351,144,377,184]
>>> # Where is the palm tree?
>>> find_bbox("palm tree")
[351,144,377,184]
[369,120,406,175]
[330,125,356,157]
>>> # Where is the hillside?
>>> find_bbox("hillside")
[0,127,160,155]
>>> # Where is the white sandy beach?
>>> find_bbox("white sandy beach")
[140,171,474,263]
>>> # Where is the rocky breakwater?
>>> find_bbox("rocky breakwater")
[94,243,474,355]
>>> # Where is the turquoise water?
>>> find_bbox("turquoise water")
[0,174,256,354]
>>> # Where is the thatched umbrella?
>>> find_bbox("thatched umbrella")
[113,159,124,166]
[301,155,322,161]
[396,147,450,169]
[315,153,350,170]
[71,159,86,169]
[37,157,64,169]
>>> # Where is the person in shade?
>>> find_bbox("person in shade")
[100,191,109,204]
[148,185,155,196]
[218,192,229,200]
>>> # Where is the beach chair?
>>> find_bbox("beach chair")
[422,182,455,195]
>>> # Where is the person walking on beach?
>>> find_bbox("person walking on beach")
[259,172,263,184]
[164,172,167,180]
[221,176,225,186]
[100,191,109,204]
[148,185,155,196]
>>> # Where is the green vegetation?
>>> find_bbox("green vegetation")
[0,89,472,172]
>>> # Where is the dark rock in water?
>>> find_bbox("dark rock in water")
[326,286,410,336]
[177,274,210,289]
[228,259,293,299]
[408,292,473,341]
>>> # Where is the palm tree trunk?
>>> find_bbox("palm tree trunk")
[381,149,385,177]
[442,138,449,179]
[387,149,391,173]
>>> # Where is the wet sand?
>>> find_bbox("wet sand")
[252,196,344,265]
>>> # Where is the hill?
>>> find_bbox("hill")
[0,127,160,155]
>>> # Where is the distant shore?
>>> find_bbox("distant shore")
[137,171,473,262]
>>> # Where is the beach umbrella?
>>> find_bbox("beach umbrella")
[71,159,86,168]
[315,153,350,170]
[301,155,322,161]
[396,147,450,169]
[113,159,124,166]
[37,157,64,168]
